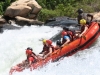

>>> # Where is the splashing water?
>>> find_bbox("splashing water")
[0,24,100,75]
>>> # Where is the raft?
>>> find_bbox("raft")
[9,22,100,75]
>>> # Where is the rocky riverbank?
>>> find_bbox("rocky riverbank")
[0,0,44,27]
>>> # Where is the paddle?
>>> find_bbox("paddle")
[52,42,69,56]
[82,35,86,40]
[77,35,86,47]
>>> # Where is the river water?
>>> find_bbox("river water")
[0,24,100,75]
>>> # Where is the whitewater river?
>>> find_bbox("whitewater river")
[0,24,100,75]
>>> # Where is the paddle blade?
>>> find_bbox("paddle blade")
[82,35,86,40]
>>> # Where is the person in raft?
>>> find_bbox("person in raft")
[75,19,89,38]
[60,31,71,48]
[43,40,55,58]
[39,39,48,54]
[9,47,38,75]
[62,27,75,41]
[39,40,55,59]
[77,8,93,25]
[23,47,39,70]
[55,40,62,50]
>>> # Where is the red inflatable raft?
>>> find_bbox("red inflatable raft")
[9,22,100,75]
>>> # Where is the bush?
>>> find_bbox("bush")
[0,0,16,15]
[0,2,4,15]
[38,0,100,21]
[38,4,77,21]
[38,9,62,21]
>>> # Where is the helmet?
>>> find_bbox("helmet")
[46,40,52,45]
[61,31,67,36]
[77,9,83,14]
[42,39,46,43]
[56,40,62,46]
[26,50,32,55]
[63,27,69,31]
[80,19,86,25]
[26,47,33,51]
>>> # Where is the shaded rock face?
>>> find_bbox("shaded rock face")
[0,17,6,33]
[0,17,6,28]
[44,16,78,27]
[3,0,43,25]
[15,16,44,26]
[45,12,100,27]
[0,18,6,25]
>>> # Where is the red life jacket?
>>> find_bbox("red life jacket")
[27,53,36,63]
[44,45,55,55]
[67,30,74,41]
[28,56,35,62]
[42,44,49,52]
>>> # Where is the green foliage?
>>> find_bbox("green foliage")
[39,9,61,21]
[37,0,100,21]
[0,2,4,15]
[0,0,16,15]
[3,0,11,12]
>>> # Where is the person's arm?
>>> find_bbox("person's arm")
[87,14,93,21]
[28,57,34,71]
[79,26,88,37]
[75,30,81,33]
[32,52,38,60]
[43,47,52,59]
[61,36,70,47]
[34,55,38,60]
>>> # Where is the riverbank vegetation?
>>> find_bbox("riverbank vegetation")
[37,0,100,21]
[0,0,100,21]
[0,0,16,15]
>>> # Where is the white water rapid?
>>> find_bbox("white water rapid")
[0,24,100,75]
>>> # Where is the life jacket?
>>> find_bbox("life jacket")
[44,45,55,55]
[67,30,74,41]
[28,56,35,63]
[27,53,36,63]
[42,44,49,52]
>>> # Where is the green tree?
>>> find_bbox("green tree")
[0,0,16,15]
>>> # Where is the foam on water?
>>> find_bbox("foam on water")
[0,24,100,75]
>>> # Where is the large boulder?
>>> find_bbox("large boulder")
[90,12,100,24]
[4,0,42,19]
[92,12,100,21]
[4,5,32,18]
[15,16,44,25]
[27,0,42,14]
[4,0,42,25]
